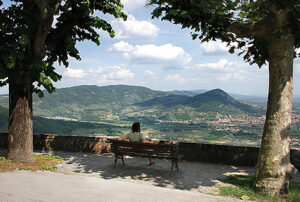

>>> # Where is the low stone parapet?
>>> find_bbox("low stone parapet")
[0,132,299,170]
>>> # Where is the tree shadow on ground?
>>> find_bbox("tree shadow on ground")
[46,150,255,192]
[0,149,256,191]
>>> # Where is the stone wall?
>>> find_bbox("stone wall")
[178,141,260,166]
[1,132,299,170]
[0,133,112,154]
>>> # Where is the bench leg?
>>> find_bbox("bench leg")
[114,154,125,168]
[175,158,179,171]
[171,158,179,171]
[121,155,124,165]
[114,154,118,168]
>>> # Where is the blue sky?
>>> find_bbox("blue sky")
[1,0,300,96]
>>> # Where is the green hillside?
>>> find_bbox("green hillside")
[0,85,263,123]
[0,105,8,131]
[167,89,207,96]
[135,94,190,107]
[185,89,259,114]
[134,88,261,118]
[0,95,8,108]
[0,105,129,135]
[33,85,169,121]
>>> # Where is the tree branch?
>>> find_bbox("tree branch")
[228,20,268,38]
[30,0,62,61]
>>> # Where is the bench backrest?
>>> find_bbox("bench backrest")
[110,140,178,159]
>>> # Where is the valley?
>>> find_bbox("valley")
[0,85,299,148]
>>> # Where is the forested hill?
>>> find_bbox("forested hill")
[166,89,207,96]
[135,88,258,113]
[32,85,169,120]
[0,105,8,131]
[34,85,168,109]
[0,85,262,122]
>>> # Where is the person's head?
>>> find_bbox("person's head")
[131,122,140,133]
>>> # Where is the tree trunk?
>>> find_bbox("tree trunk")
[7,74,34,163]
[254,36,298,195]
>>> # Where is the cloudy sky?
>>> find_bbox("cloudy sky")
[1,0,300,96]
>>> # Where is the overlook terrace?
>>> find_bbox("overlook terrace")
[0,132,299,171]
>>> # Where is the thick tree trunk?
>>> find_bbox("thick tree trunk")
[254,36,298,195]
[7,74,34,163]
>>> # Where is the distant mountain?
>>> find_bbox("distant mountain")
[166,89,207,97]
[32,85,169,121]
[136,88,259,114]
[0,94,8,108]
[0,105,8,131]
[167,89,268,104]
[185,89,258,113]
[0,85,263,122]
[186,89,239,106]
[135,94,190,107]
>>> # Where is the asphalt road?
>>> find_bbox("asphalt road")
[0,170,245,202]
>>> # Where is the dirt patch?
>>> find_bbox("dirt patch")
[0,155,65,173]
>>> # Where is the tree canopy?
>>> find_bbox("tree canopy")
[0,0,126,96]
[149,0,300,196]
[0,0,126,163]
[150,0,300,66]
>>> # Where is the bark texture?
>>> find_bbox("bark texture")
[254,35,298,195]
[7,74,34,163]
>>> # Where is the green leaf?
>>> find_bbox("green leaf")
[229,46,235,54]
[43,78,51,86]
[238,12,247,18]
[109,30,115,38]
[169,9,178,16]
[6,57,16,69]
[83,0,90,7]
[191,33,198,40]
[38,91,44,98]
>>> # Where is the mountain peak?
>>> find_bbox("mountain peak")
[199,88,237,104]
[205,88,227,96]
[187,88,240,107]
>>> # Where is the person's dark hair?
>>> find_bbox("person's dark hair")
[131,122,140,133]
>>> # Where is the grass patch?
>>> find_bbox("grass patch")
[287,182,300,202]
[218,175,300,201]
[0,154,66,172]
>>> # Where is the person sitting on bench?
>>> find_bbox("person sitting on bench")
[118,122,155,165]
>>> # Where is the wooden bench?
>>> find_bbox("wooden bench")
[110,139,180,171]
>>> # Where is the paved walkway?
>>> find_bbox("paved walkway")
[0,150,299,202]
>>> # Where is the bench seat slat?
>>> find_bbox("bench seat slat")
[114,146,172,153]
[117,152,173,159]
[116,149,173,156]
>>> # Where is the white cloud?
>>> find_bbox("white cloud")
[218,72,247,81]
[144,70,155,76]
[201,40,230,54]
[112,14,159,39]
[110,41,192,68]
[164,74,187,84]
[64,68,85,78]
[194,59,239,72]
[109,41,133,52]
[121,0,145,11]
[192,59,255,82]
[90,66,134,82]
